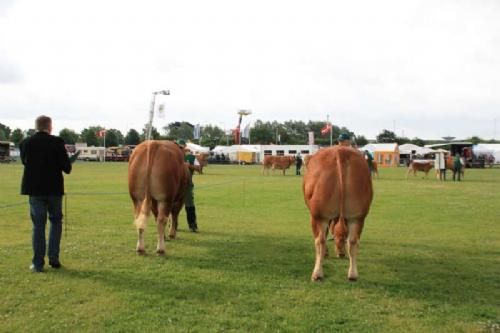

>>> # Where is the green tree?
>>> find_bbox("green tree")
[102,129,123,147]
[411,137,425,146]
[282,120,308,144]
[10,128,24,146]
[467,136,482,145]
[376,129,397,143]
[124,129,141,145]
[355,135,369,147]
[141,124,160,140]
[199,125,225,148]
[250,120,275,144]
[59,128,79,144]
[396,136,410,145]
[0,123,11,140]
[80,127,100,146]
[163,122,193,141]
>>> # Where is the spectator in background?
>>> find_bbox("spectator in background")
[452,153,462,181]
[295,153,303,176]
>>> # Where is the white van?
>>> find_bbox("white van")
[77,147,106,161]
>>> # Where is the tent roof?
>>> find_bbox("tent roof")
[186,142,210,153]
[361,143,398,152]
[425,142,472,148]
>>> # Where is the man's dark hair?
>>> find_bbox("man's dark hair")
[35,115,52,132]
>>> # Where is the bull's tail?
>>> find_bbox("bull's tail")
[135,196,151,230]
[134,141,155,230]
[336,150,347,231]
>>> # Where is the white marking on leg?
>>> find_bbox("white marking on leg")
[347,222,359,281]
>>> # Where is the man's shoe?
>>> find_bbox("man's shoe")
[49,260,61,269]
[30,264,44,273]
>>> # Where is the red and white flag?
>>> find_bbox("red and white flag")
[97,129,106,137]
[320,124,331,136]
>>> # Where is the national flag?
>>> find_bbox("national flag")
[241,123,251,139]
[193,124,201,140]
[321,123,332,136]
[97,129,106,137]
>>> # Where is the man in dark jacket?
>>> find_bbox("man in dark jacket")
[20,115,77,272]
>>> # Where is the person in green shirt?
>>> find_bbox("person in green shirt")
[452,153,462,182]
[176,139,198,232]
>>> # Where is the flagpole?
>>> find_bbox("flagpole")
[103,129,106,163]
[328,114,332,146]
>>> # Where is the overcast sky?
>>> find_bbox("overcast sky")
[1,0,499,140]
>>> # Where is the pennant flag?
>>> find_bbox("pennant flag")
[193,124,201,139]
[321,124,332,136]
[157,103,165,118]
[308,131,314,145]
[242,123,251,139]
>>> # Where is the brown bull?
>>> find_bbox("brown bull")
[303,146,373,281]
[406,161,433,179]
[445,155,465,179]
[128,141,188,255]
[193,153,209,174]
[262,155,295,176]
[371,160,379,178]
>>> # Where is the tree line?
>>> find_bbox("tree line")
[0,121,497,148]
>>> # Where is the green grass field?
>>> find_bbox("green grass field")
[1,162,499,333]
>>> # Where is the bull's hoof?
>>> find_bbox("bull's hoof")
[336,253,346,258]
[136,249,146,256]
[168,234,176,240]
[156,249,166,256]
[311,272,324,282]
[348,275,358,281]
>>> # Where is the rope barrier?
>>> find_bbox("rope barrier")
[0,178,241,210]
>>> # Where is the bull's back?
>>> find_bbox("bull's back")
[129,141,186,202]
[303,146,372,220]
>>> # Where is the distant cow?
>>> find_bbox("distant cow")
[262,155,295,176]
[128,141,189,255]
[407,160,433,179]
[302,154,312,173]
[194,153,209,174]
[368,160,379,178]
[303,146,373,281]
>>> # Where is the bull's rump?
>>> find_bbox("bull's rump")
[128,141,186,204]
[303,147,372,220]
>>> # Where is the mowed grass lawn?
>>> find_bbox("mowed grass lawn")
[1,161,499,333]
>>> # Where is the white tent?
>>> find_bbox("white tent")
[399,143,434,155]
[474,144,500,163]
[186,142,210,153]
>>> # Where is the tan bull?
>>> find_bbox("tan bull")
[128,141,188,255]
[262,155,295,176]
[303,146,373,281]
[407,160,433,179]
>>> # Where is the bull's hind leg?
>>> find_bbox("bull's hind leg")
[311,217,329,281]
[168,201,183,239]
[332,218,347,258]
[347,219,365,281]
[134,200,147,255]
[155,202,170,256]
